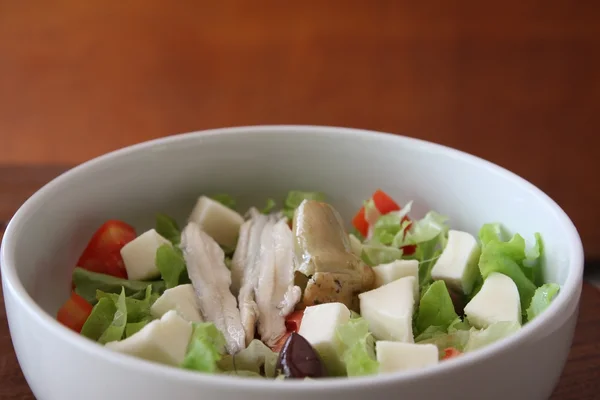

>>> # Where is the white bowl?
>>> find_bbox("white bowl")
[1,126,583,400]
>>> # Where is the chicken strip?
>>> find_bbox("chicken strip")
[255,218,302,347]
[231,209,272,345]
[180,222,245,354]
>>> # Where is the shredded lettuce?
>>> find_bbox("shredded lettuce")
[283,191,325,219]
[526,283,560,321]
[211,194,237,210]
[369,202,413,245]
[524,233,544,287]
[97,288,128,344]
[73,267,165,305]
[400,211,450,287]
[261,198,277,214]
[415,328,470,358]
[360,244,404,266]
[415,280,458,336]
[463,321,521,352]
[181,322,227,373]
[155,213,181,245]
[218,339,278,378]
[478,224,538,312]
[336,317,379,376]
[155,244,189,289]
[80,297,117,341]
[125,318,151,338]
[96,285,157,323]
[81,288,128,343]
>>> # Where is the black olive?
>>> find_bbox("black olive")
[276,332,327,379]
[448,287,466,316]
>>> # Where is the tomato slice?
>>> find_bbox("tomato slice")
[371,189,401,214]
[442,347,462,360]
[271,310,305,352]
[77,220,136,279]
[351,207,370,238]
[56,292,93,333]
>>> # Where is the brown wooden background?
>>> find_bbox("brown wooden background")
[1,1,599,258]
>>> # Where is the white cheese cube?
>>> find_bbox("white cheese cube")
[348,234,363,257]
[464,272,522,329]
[105,310,192,366]
[372,260,419,301]
[150,284,203,323]
[188,196,244,249]
[376,341,439,374]
[359,276,415,343]
[298,302,351,376]
[431,230,481,295]
[120,229,171,280]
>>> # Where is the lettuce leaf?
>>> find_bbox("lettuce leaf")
[125,318,151,338]
[261,198,277,214]
[155,244,189,289]
[73,267,165,305]
[370,202,413,245]
[463,321,521,352]
[415,328,470,358]
[415,280,458,335]
[97,288,128,344]
[181,322,227,373]
[398,211,450,287]
[524,233,544,287]
[96,285,157,323]
[283,191,325,219]
[526,283,560,322]
[218,339,278,378]
[336,317,379,376]
[478,224,538,311]
[360,244,404,266]
[210,194,237,210]
[80,297,117,341]
[155,213,181,245]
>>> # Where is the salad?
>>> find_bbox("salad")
[56,189,561,379]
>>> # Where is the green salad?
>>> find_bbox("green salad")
[56,189,560,379]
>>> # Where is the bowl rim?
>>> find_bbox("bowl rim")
[1,124,584,391]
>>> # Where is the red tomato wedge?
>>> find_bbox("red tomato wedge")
[77,220,136,279]
[442,347,462,360]
[56,292,93,333]
[272,310,305,352]
[352,190,416,255]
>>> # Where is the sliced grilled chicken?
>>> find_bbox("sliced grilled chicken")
[255,218,302,347]
[232,209,272,345]
[180,222,245,354]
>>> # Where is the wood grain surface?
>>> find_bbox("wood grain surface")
[0,165,600,399]
[0,1,599,258]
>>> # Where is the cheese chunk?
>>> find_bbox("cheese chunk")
[188,196,244,249]
[150,284,203,323]
[376,341,439,374]
[464,272,522,329]
[359,276,415,343]
[120,229,171,280]
[431,230,481,295]
[297,302,351,376]
[372,259,419,301]
[105,310,192,366]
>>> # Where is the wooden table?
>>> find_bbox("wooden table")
[0,166,599,399]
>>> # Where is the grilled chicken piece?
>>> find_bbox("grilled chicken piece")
[255,218,302,347]
[180,222,245,354]
[231,209,271,345]
[293,200,375,312]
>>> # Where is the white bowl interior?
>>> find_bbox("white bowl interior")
[7,127,576,316]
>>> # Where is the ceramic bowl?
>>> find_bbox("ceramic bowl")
[1,126,583,400]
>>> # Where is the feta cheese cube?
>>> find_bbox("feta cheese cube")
[188,196,244,249]
[464,272,522,329]
[372,259,419,301]
[297,302,351,376]
[376,341,439,374]
[359,276,416,343]
[431,230,481,295]
[150,284,203,323]
[120,229,171,280]
[105,310,192,366]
